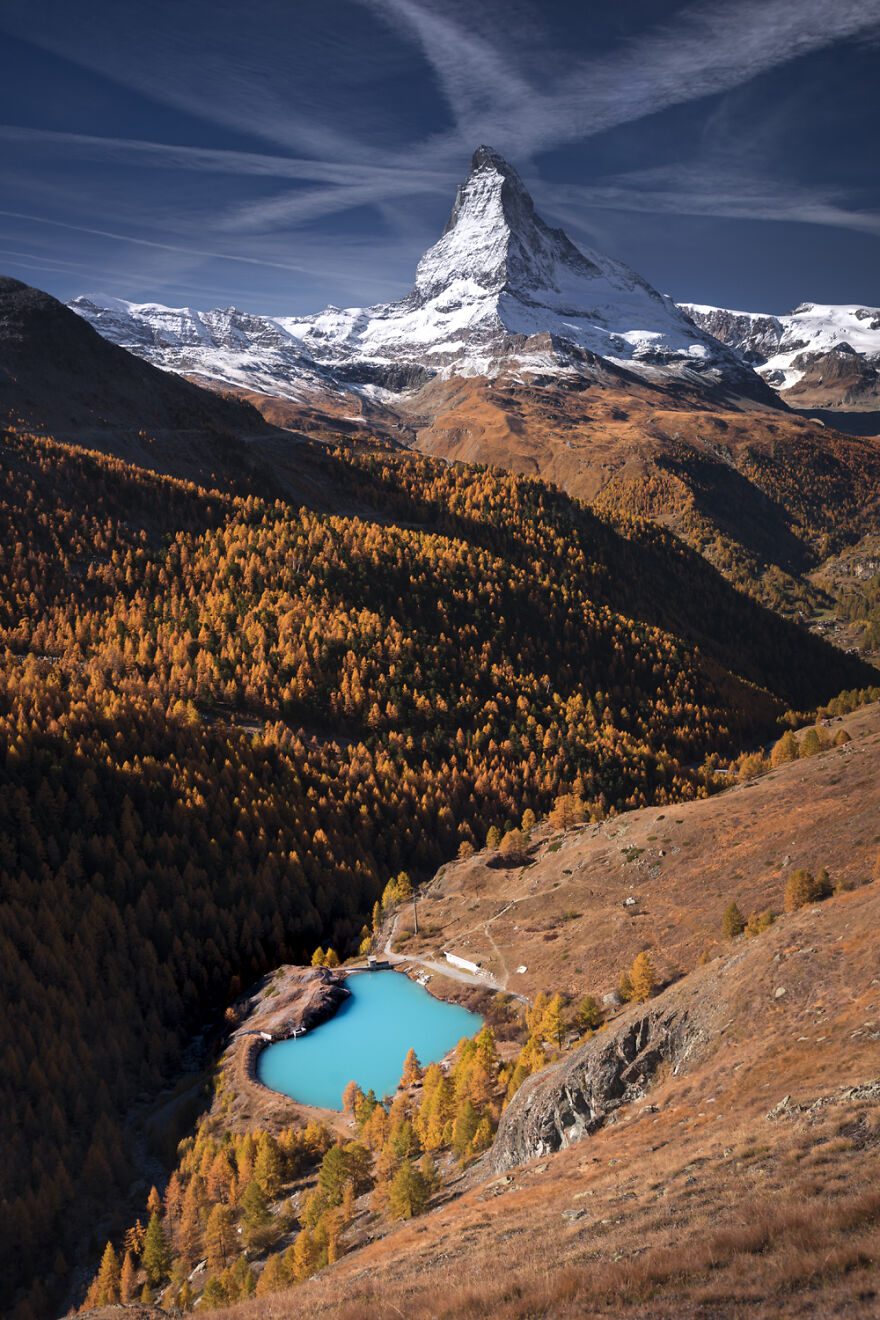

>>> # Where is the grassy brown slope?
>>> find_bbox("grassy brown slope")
[219,875,880,1320]
[394,702,880,1004]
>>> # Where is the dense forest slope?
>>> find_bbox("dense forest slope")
[396,372,880,614]
[0,431,874,1319]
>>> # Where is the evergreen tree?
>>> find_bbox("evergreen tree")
[388,1160,430,1220]
[123,1218,146,1258]
[469,1116,494,1156]
[575,995,602,1031]
[228,1255,256,1302]
[240,1177,271,1237]
[629,951,656,1002]
[452,1099,480,1160]
[499,828,528,864]
[722,900,745,938]
[745,908,775,936]
[770,730,799,765]
[785,869,819,911]
[175,1178,203,1268]
[255,1251,291,1297]
[292,1228,317,1282]
[540,993,567,1046]
[253,1134,283,1198]
[200,1275,227,1310]
[94,1241,120,1305]
[401,1047,423,1087]
[141,1213,171,1286]
[119,1250,137,1304]
[204,1203,236,1271]
[317,1145,349,1206]
[526,990,550,1035]
[800,728,822,757]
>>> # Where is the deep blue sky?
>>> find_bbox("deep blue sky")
[1,0,878,316]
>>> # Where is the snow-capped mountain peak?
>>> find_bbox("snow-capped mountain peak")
[69,146,772,401]
[414,145,603,303]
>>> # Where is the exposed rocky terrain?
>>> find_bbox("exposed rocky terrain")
[682,301,880,418]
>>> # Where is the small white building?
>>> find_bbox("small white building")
[444,951,482,975]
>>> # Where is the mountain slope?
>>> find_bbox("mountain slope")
[113,703,880,1320]
[0,276,272,438]
[64,155,880,627]
[279,147,770,397]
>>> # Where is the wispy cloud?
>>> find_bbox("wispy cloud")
[0,125,444,187]
[1,0,878,309]
[545,168,880,240]
[364,0,880,157]
[0,209,331,273]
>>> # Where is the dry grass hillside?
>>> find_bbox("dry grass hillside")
[215,807,880,1320]
[393,703,880,1007]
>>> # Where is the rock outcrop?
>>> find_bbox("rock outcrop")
[491,1001,694,1171]
[681,300,880,411]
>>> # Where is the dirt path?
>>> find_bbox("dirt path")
[383,912,529,1001]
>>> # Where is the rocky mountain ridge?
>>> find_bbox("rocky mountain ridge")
[681,300,880,412]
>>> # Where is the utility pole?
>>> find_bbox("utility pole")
[412,890,419,936]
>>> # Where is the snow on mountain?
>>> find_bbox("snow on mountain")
[66,294,341,402]
[70,147,767,402]
[680,301,880,394]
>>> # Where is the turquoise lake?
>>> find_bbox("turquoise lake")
[257,970,483,1110]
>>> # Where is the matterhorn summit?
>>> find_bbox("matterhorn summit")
[70,146,767,400]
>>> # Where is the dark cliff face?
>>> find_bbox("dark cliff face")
[491,1003,695,1172]
[786,345,880,407]
[681,305,784,364]
[490,921,801,1173]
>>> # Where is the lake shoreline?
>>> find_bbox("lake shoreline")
[207,959,485,1137]
[257,968,483,1110]
[206,965,353,1136]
